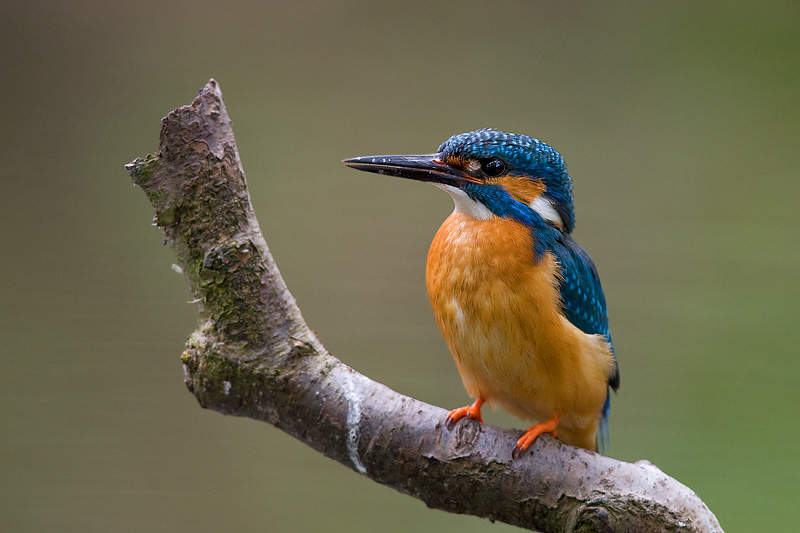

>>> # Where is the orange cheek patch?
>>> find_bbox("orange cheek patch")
[497,175,545,205]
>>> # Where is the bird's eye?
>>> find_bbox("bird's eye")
[480,158,506,177]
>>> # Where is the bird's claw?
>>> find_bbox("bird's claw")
[445,399,485,429]
[512,443,526,460]
[512,417,560,459]
[445,406,483,429]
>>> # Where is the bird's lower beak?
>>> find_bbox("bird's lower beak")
[342,154,478,186]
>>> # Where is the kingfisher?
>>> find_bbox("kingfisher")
[343,128,619,457]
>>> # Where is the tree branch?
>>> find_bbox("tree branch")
[125,79,723,532]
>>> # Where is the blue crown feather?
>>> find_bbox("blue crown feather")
[438,128,576,233]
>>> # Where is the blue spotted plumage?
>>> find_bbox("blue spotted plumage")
[554,236,608,337]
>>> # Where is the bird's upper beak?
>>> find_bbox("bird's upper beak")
[342,154,480,186]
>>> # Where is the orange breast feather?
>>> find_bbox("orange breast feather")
[426,213,614,448]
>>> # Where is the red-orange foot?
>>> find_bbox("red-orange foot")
[445,397,485,429]
[512,416,561,459]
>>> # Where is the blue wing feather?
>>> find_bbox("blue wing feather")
[470,177,621,449]
[550,233,619,450]
[553,237,610,338]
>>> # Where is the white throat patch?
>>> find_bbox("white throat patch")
[436,184,495,220]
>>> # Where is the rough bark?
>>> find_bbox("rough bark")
[125,79,723,532]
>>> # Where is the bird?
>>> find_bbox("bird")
[343,128,619,457]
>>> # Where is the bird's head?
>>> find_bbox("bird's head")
[343,128,575,233]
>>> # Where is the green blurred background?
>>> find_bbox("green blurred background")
[1,1,798,531]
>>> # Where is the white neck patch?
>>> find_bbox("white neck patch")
[530,195,564,228]
[436,184,495,220]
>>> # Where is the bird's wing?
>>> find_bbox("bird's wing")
[550,233,620,451]
[550,233,620,391]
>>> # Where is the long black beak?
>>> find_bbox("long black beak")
[342,153,479,186]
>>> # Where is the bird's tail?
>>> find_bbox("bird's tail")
[596,390,612,453]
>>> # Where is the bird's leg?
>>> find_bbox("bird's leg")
[512,415,561,459]
[445,397,485,429]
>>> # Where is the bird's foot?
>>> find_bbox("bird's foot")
[445,397,485,429]
[512,416,561,459]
